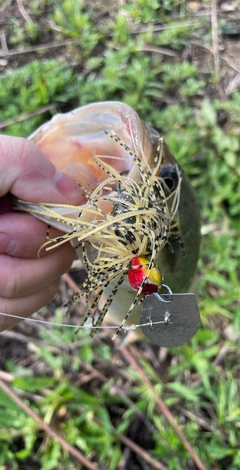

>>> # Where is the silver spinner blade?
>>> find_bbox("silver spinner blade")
[140,293,201,347]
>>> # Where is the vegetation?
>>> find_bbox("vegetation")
[0,0,239,469]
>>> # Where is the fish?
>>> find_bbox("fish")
[16,101,201,343]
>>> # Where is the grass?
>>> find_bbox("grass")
[0,0,239,469]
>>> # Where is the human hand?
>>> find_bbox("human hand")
[0,134,84,331]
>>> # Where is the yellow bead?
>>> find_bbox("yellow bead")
[137,256,162,287]
[148,266,162,287]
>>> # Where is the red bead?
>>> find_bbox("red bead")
[141,282,158,295]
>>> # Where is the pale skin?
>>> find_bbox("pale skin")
[0,135,84,332]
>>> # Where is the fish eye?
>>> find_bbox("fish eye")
[159,165,179,192]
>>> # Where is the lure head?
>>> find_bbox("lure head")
[128,256,162,295]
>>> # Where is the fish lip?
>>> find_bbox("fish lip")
[28,102,162,187]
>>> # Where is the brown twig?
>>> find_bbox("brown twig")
[0,328,52,346]
[211,0,220,76]
[108,42,176,57]
[213,344,236,366]
[16,0,31,22]
[61,272,88,313]
[225,73,240,95]
[0,32,9,54]
[178,407,212,432]
[118,434,167,470]
[189,38,213,53]
[135,45,176,57]
[131,22,199,35]
[0,377,98,470]
[121,346,208,470]
[222,55,240,74]
[0,40,76,57]
[0,370,13,382]
[62,273,81,293]
[0,105,56,130]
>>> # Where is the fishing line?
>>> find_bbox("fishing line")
[0,311,170,331]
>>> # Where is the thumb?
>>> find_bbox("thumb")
[0,135,84,204]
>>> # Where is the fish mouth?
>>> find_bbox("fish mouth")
[29,101,162,193]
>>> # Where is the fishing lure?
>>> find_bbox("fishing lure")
[18,130,182,338]
[16,101,201,343]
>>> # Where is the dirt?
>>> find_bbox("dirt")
[1,1,240,94]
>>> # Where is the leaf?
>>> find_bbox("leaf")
[167,382,201,401]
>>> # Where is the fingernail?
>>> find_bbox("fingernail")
[0,233,17,255]
[54,169,82,200]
